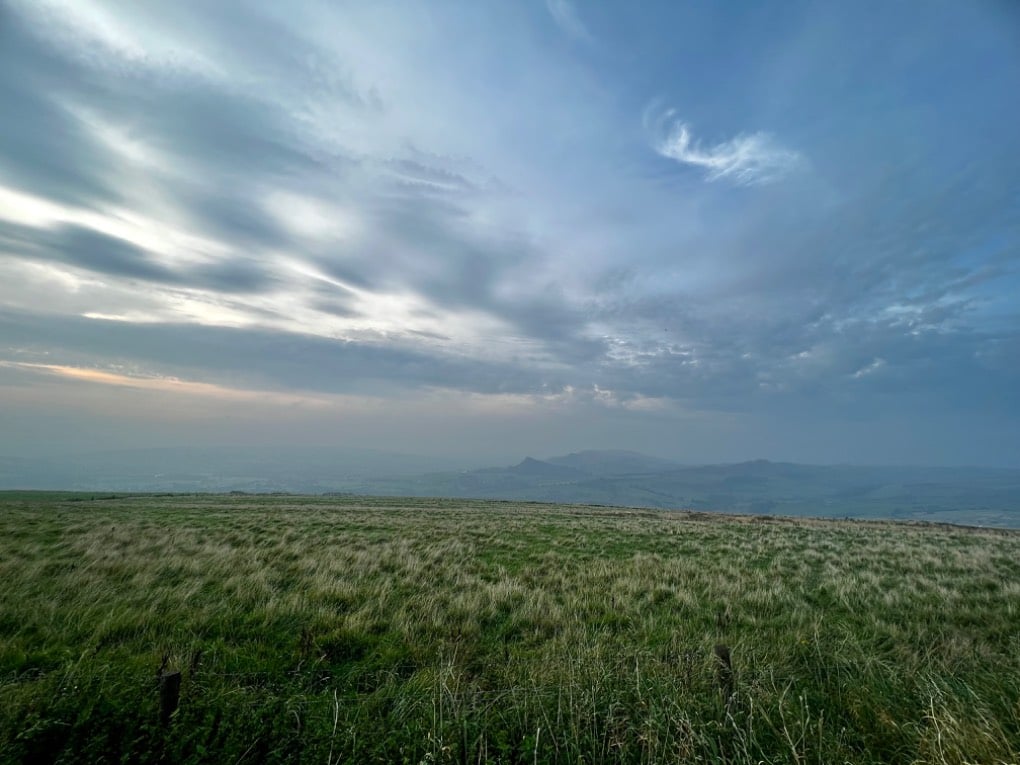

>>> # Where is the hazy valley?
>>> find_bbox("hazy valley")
[5,447,1019,527]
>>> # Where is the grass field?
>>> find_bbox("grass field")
[1,492,1019,764]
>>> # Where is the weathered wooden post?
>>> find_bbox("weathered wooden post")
[714,644,734,703]
[159,670,182,725]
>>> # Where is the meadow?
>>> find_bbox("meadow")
[1,492,1018,764]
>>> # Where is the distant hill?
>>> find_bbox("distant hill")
[544,450,681,476]
[2,447,1019,527]
[499,457,590,480]
[356,454,1020,528]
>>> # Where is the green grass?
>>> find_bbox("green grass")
[1,493,1018,764]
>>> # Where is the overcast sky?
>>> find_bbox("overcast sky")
[1,0,1018,466]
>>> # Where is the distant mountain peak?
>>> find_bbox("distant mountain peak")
[509,457,585,478]
[559,449,648,458]
[544,449,680,476]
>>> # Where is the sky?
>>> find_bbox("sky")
[1,0,1019,467]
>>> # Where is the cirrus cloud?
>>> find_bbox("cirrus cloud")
[545,0,594,42]
[649,108,804,185]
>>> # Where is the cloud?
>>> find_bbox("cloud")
[545,0,593,42]
[0,360,334,404]
[0,308,567,397]
[650,111,803,185]
[0,221,278,294]
[0,0,1018,465]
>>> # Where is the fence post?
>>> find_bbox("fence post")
[159,670,182,725]
[714,644,734,703]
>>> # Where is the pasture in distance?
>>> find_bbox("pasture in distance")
[1,492,1019,763]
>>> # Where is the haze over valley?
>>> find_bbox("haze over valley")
[5,447,1019,528]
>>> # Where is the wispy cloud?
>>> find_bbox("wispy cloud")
[1,0,1017,465]
[545,0,593,42]
[0,360,324,402]
[649,109,803,185]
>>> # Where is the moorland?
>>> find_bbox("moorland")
[1,492,1018,763]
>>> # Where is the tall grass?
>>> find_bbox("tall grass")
[1,493,1018,763]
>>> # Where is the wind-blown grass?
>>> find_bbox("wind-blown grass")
[1,493,1018,763]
